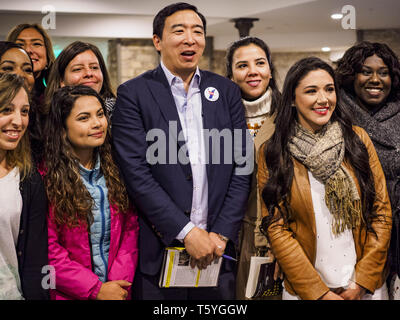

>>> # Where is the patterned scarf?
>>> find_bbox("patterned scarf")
[288,121,362,235]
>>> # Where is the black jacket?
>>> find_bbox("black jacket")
[17,169,49,300]
[112,65,251,277]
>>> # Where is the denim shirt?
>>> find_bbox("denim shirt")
[79,155,111,283]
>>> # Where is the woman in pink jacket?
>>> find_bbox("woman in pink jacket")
[42,85,139,300]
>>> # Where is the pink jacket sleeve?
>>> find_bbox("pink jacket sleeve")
[47,206,102,300]
[107,206,139,296]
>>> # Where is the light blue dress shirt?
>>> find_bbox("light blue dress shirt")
[160,61,208,241]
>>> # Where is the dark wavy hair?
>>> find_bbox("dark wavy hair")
[43,85,129,228]
[0,41,34,92]
[0,41,33,66]
[336,41,400,103]
[225,36,281,116]
[261,57,378,235]
[44,41,115,114]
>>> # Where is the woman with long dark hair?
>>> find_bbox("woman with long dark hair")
[0,42,34,93]
[43,85,138,300]
[45,41,115,116]
[259,57,391,300]
[336,41,400,299]
[225,36,282,299]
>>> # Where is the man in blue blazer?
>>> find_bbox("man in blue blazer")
[112,2,252,299]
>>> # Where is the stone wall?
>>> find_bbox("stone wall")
[108,29,399,90]
[270,52,332,89]
[209,49,332,89]
[358,28,400,58]
[108,36,220,88]
[112,36,400,92]
[109,40,331,90]
[211,50,228,77]
[107,38,119,92]
[108,39,159,90]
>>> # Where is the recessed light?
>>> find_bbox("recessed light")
[331,13,343,20]
[322,47,331,52]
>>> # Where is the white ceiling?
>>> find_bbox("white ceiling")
[0,0,399,52]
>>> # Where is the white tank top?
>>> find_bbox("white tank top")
[0,167,24,300]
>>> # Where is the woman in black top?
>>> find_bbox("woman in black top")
[336,41,400,299]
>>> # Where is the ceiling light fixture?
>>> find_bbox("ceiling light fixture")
[322,47,331,52]
[331,13,343,20]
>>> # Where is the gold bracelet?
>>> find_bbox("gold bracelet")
[218,233,229,242]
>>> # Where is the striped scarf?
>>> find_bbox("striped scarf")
[288,121,362,235]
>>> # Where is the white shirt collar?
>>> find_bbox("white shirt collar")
[160,60,201,87]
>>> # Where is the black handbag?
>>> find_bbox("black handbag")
[251,259,283,298]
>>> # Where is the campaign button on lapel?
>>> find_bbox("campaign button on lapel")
[204,87,219,102]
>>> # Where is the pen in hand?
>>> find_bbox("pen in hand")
[222,254,237,262]
[216,245,237,261]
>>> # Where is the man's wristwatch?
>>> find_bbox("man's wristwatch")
[218,233,229,243]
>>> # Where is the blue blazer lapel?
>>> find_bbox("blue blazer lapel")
[199,71,217,132]
[147,65,191,177]
[199,72,215,181]
[148,65,188,153]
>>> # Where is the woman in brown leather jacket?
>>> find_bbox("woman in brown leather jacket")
[258,57,392,300]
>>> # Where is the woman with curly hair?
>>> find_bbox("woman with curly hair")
[0,73,48,300]
[42,85,139,300]
[259,57,392,300]
[336,41,400,299]
[225,36,282,299]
